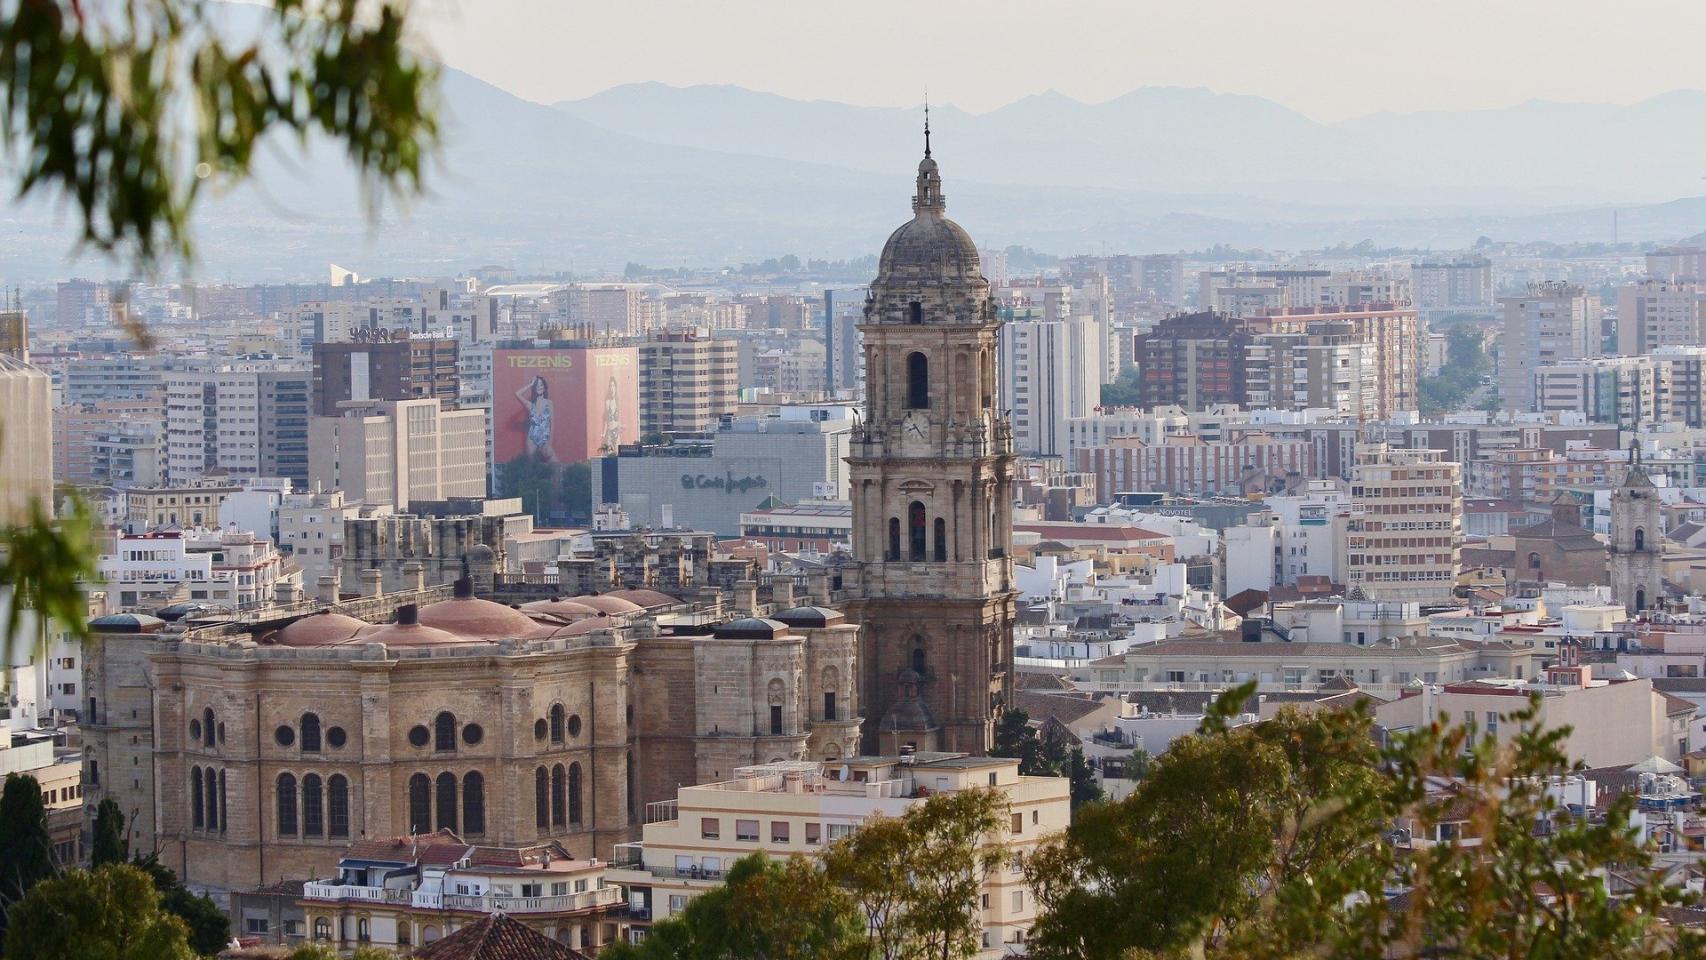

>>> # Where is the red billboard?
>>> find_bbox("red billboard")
[494,346,639,466]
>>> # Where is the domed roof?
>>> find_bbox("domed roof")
[357,620,470,648]
[520,599,603,620]
[713,617,789,640]
[275,612,370,647]
[604,588,679,609]
[418,596,541,640]
[467,543,496,560]
[772,606,847,628]
[566,594,645,615]
[875,141,982,289]
[89,612,166,633]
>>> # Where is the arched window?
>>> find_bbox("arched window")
[313,918,332,941]
[205,767,218,831]
[909,301,923,324]
[551,764,566,827]
[909,501,927,561]
[302,774,324,837]
[1528,552,1542,570]
[218,770,227,834]
[534,767,548,829]
[277,774,298,836]
[358,918,370,942]
[435,772,458,833]
[1635,527,1647,551]
[549,704,565,744]
[434,712,456,752]
[906,352,929,409]
[887,518,901,561]
[191,767,204,828]
[301,713,321,753]
[203,708,216,748]
[822,665,840,721]
[934,517,947,562]
[408,773,431,834]
[1637,588,1648,611]
[912,646,927,676]
[568,763,584,826]
[464,772,486,835]
[328,775,350,838]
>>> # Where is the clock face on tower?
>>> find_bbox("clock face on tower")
[843,130,1018,757]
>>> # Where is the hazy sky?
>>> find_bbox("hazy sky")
[412,0,1706,122]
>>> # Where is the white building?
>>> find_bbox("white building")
[97,528,298,612]
[164,364,312,485]
[0,356,54,526]
[1344,444,1462,603]
[1616,278,1706,355]
[1500,282,1596,412]
[999,314,1103,457]
[278,488,369,587]
[308,398,487,510]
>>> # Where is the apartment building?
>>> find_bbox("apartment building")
[1531,356,1669,427]
[636,331,739,437]
[1075,434,1316,502]
[1501,282,1596,412]
[1615,279,1706,355]
[97,528,294,611]
[999,313,1103,456]
[1647,247,1706,282]
[277,488,366,586]
[1653,346,1706,428]
[1411,259,1494,317]
[123,481,241,530]
[308,398,486,510]
[0,356,54,525]
[1344,444,1462,603]
[608,755,1070,955]
[165,365,312,485]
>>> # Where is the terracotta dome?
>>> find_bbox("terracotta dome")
[275,612,370,647]
[566,594,644,615]
[604,588,679,609]
[418,596,541,639]
[357,620,469,648]
[520,599,603,620]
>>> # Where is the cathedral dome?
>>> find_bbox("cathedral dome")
[418,595,541,640]
[874,132,983,290]
[275,612,369,647]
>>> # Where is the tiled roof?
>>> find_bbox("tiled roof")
[413,913,590,960]
[339,829,464,864]
[1013,691,1106,726]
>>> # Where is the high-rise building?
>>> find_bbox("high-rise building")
[1137,254,1186,305]
[165,367,311,485]
[1132,311,1260,411]
[843,140,1017,755]
[1411,259,1493,316]
[1609,455,1663,615]
[56,278,112,327]
[1500,282,1595,412]
[0,311,27,361]
[998,314,1102,456]
[492,340,639,467]
[553,284,643,336]
[308,398,486,509]
[638,330,736,436]
[1343,444,1461,603]
[0,356,54,525]
[1615,278,1706,355]
[1654,346,1706,428]
[1647,247,1706,281]
[311,334,460,415]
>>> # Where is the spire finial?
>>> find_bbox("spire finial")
[923,92,931,158]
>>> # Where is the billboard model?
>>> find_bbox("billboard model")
[494,347,638,465]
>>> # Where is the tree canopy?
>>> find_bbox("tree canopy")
[3,863,195,960]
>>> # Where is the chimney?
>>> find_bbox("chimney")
[401,560,426,594]
[316,573,341,606]
[771,578,794,609]
[696,586,723,618]
[273,581,299,607]
[734,580,760,616]
[397,603,419,626]
[359,568,384,599]
[807,570,830,605]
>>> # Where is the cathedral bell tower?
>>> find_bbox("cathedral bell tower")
[844,123,1018,755]
[1610,444,1664,615]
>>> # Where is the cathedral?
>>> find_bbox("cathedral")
[844,127,1018,755]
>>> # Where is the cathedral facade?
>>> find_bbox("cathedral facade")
[844,135,1018,755]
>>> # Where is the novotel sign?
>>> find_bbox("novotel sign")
[682,472,770,495]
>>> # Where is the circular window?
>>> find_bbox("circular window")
[217,722,226,743]
[567,714,582,738]
[408,725,430,748]
[189,719,202,741]
[463,723,484,746]
[534,718,547,740]
[274,725,295,747]
[326,726,347,749]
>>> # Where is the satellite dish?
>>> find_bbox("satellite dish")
[838,764,851,781]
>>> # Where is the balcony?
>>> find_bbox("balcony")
[302,882,621,915]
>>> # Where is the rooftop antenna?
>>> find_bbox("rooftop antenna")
[923,91,931,158]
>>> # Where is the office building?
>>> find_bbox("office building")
[1344,444,1462,603]
[308,398,487,510]
[636,331,738,437]
[1501,283,1596,412]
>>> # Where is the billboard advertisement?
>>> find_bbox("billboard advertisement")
[494,346,639,466]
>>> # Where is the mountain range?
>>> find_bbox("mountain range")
[7,70,1706,280]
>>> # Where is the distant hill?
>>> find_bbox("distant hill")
[7,71,1706,280]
